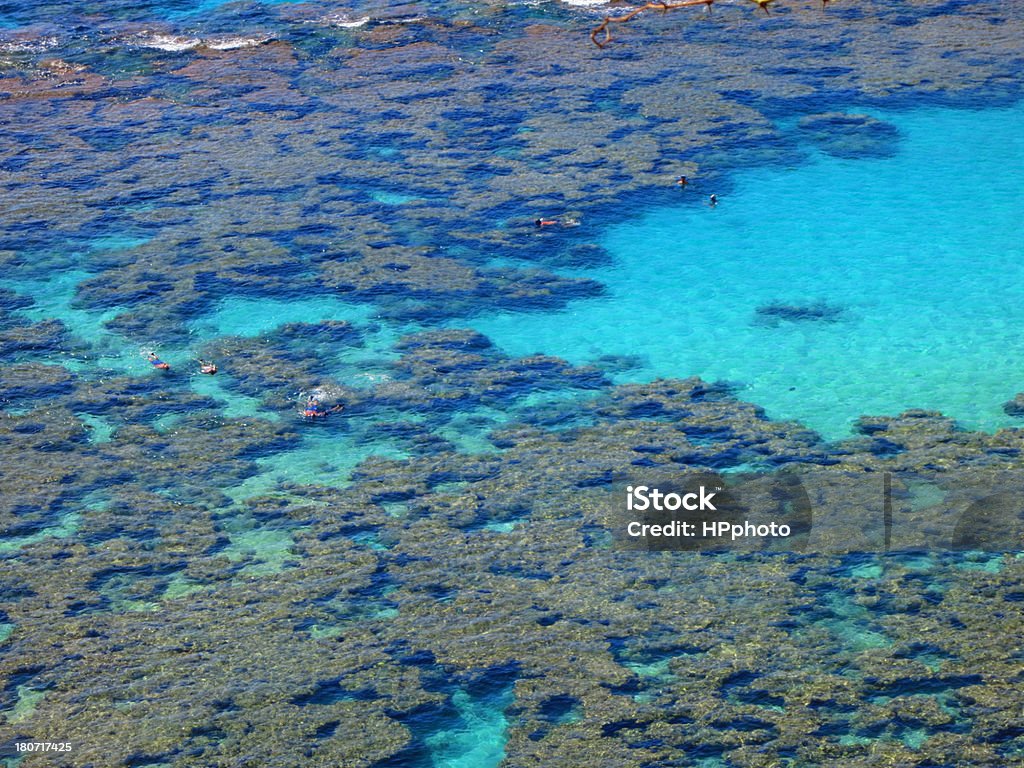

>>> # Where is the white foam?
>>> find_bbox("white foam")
[0,36,59,53]
[353,372,392,384]
[204,35,272,50]
[301,386,345,410]
[304,13,422,29]
[135,34,201,51]
[131,33,271,52]
[303,13,370,29]
[331,14,371,28]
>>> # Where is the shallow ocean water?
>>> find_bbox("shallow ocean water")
[472,102,1024,439]
[2,1,1024,766]
[426,686,511,768]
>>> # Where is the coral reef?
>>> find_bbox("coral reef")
[797,112,900,159]
[1003,392,1024,418]
[754,301,845,327]
[0,0,1022,765]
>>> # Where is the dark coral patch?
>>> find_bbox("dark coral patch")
[797,112,900,159]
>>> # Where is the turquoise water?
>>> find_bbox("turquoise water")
[222,436,411,503]
[471,103,1024,439]
[189,296,377,339]
[170,0,296,16]
[189,295,416,501]
[426,686,512,768]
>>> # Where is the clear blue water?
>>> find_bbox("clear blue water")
[471,103,1024,439]
[189,295,378,339]
[0,0,394,27]
[425,686,512,768]
[27,100,1011,447]
[168,0,296,17]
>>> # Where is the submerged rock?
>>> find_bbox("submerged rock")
[797,112,900,159]
[754,301,845,327]
[1003,392,1024,418]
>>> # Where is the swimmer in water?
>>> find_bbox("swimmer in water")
[147,352,170,370]
[676,175,689,188]
[198,359,217,375]
[709,194,718,207]
[303,398,344,419]
[535,218,558,227]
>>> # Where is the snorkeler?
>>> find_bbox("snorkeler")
[709,194,718,207]
[303,397,344,419]
[147,352,170,370]
[197,359,217,375]
[535,218,559,227]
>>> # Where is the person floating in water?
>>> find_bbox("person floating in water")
[198,359,217,375]
[676,175,689,188]
[709,194,718,207]
[303,396,343,419]
[535,218,559,227]
[304,395,321,417]
[147,352,170,370]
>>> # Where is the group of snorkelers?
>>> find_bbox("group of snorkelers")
[147,352,216,375]
[152,172,715,415]
[533,217,580,228]
[677,175,718,206]
[146,352,342,419]
[535,175,717,227]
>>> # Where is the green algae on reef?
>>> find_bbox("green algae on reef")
[4,317,1024,764]
[3,355,1024,764]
